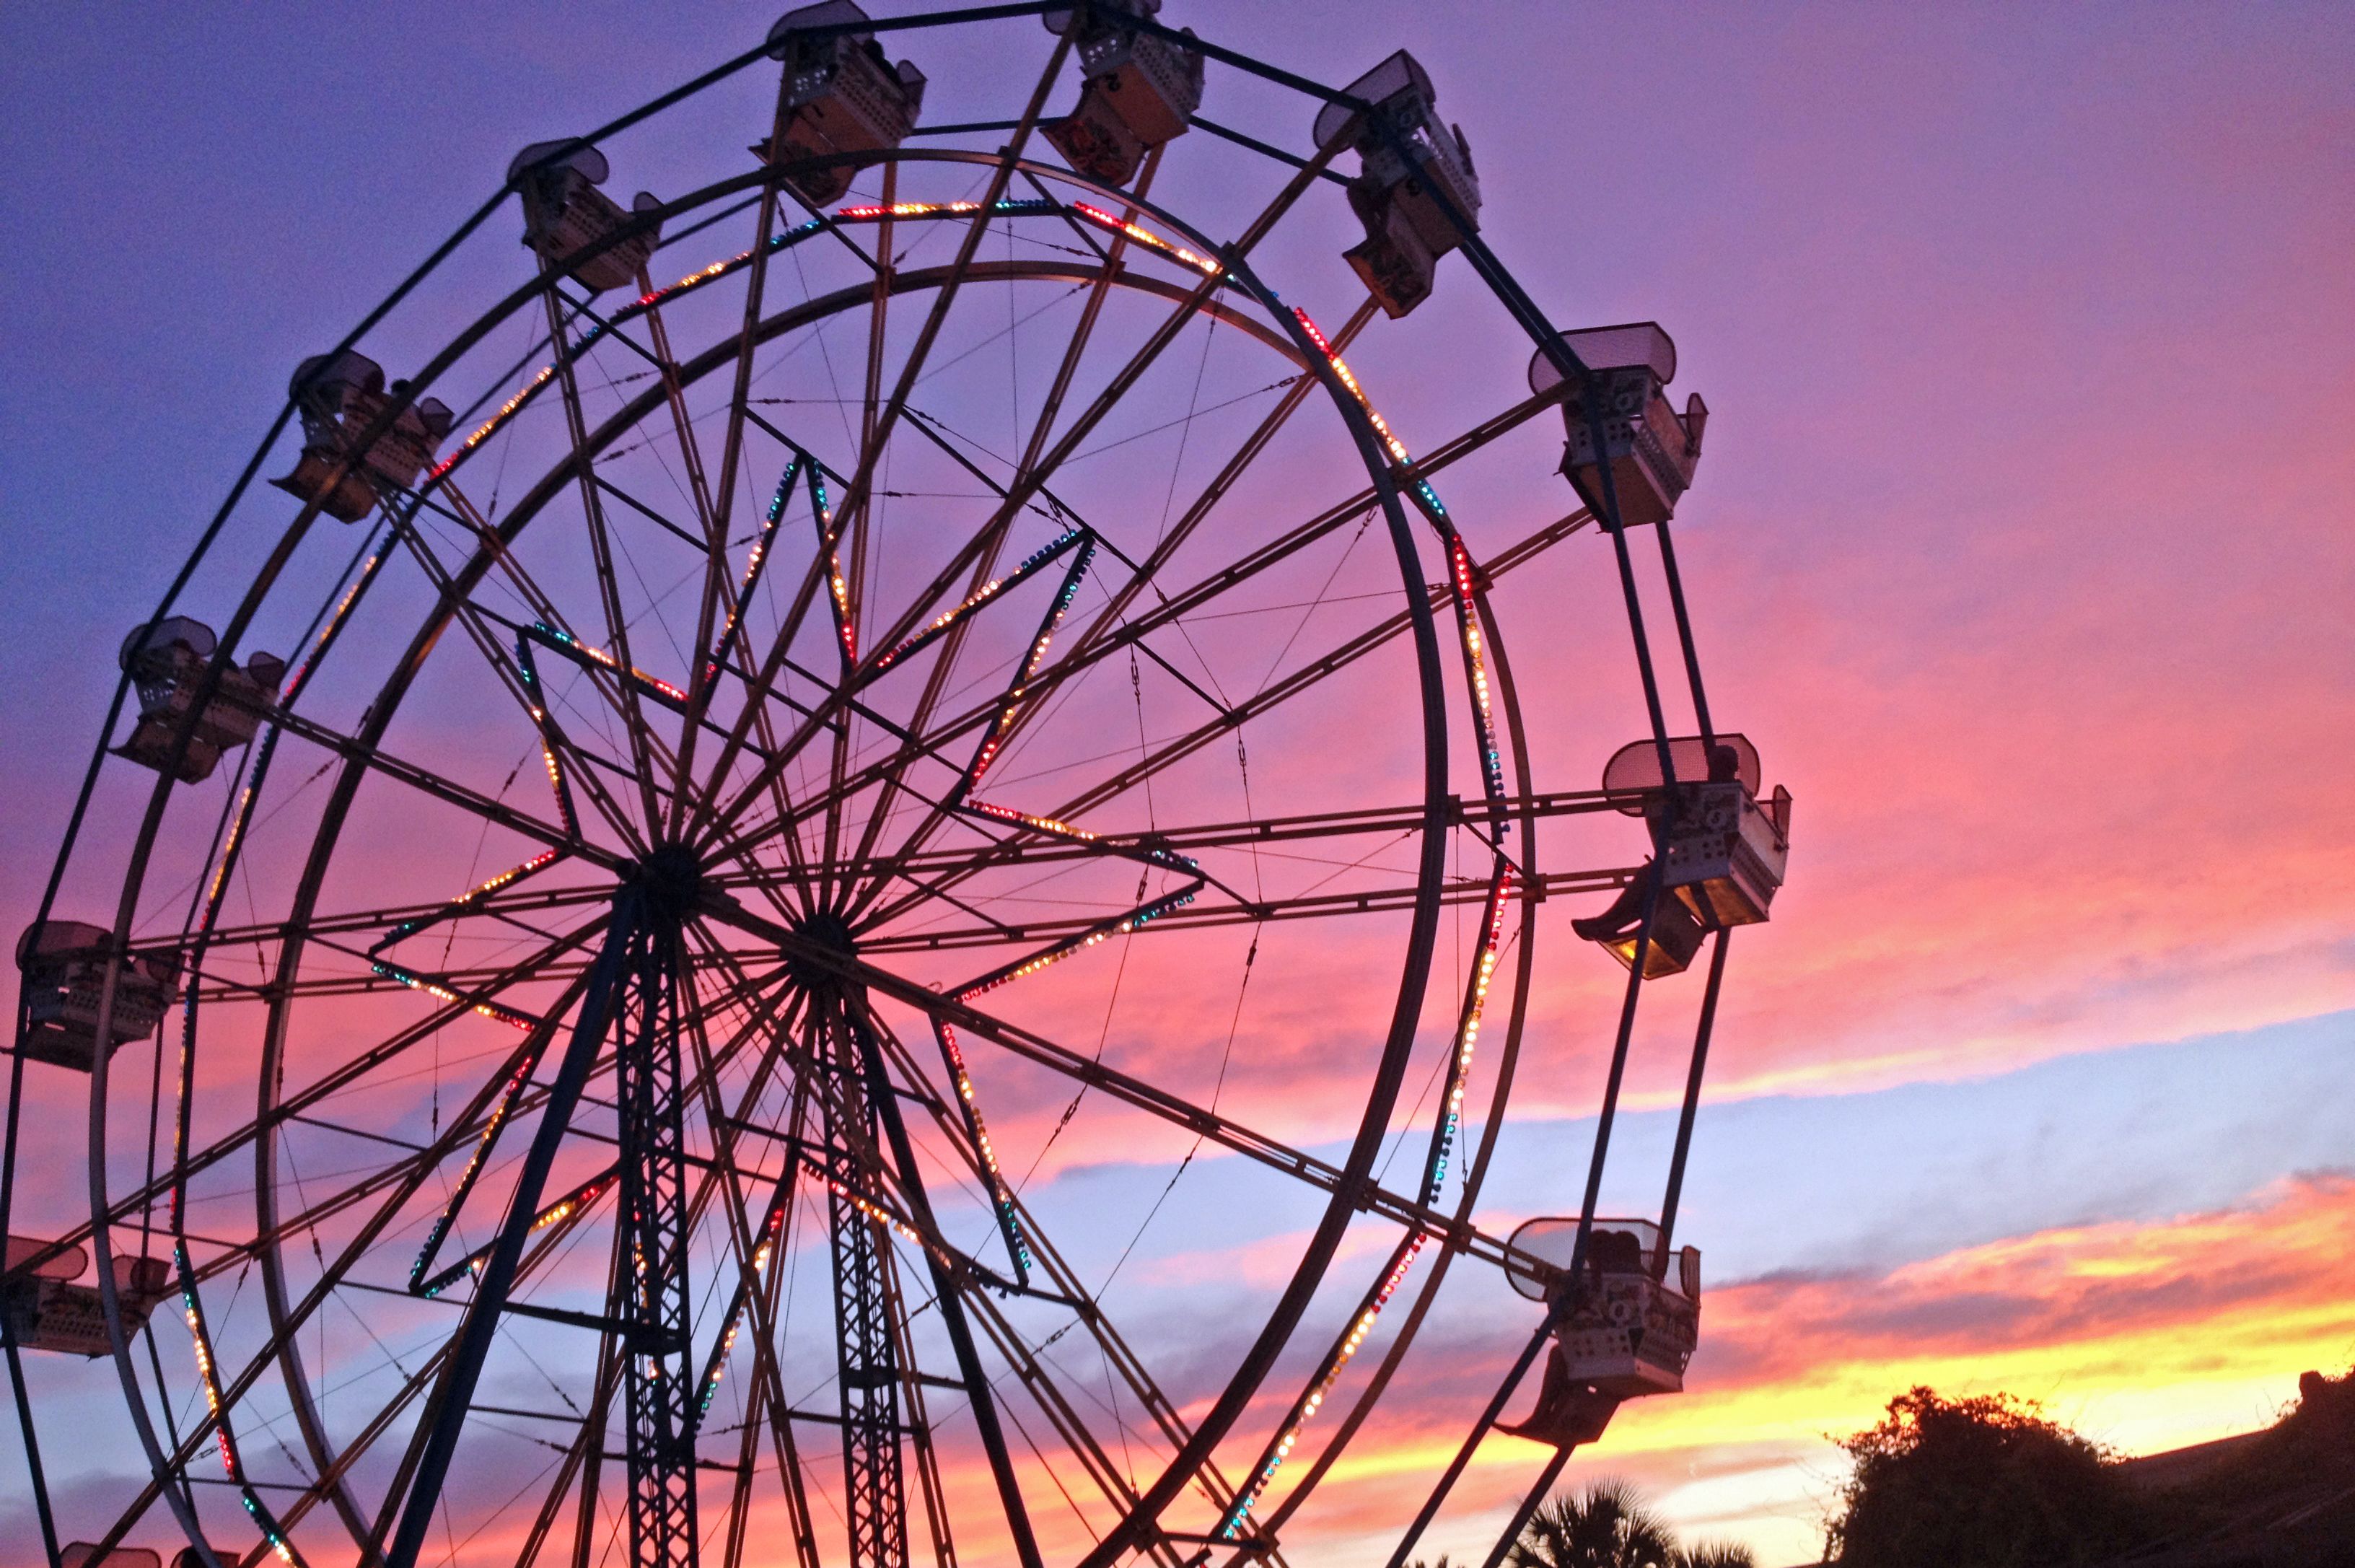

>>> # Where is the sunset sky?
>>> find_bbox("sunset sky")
[3,4,2351,1566]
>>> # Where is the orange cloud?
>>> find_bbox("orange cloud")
[1271,1171,2355,1565]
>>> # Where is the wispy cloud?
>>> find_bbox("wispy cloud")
[1283,1172,2355,1564]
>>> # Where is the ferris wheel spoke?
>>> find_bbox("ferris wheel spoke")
[856,1005,1032,1289]
[835,229,1291,880]
[426,467,697,797]
[188,769,1595,967]
[203,947,781,1297]
[680,934,999,1320]
[5,917,613,1301]
[665,70,807,845]
[188,877,615,958]
[692,48,1098,855]
[177,958,786,1474]
[193,952,594,1007]
[961,1293,1193,1567]
[265,649,628,870]
[363,1219,628,1558]
[576,466,719,557]
[840,537,1107,934]
[847,787,1612,939]
[1017,507,1595,836]
[679,447,869,858]
[703,430,1576,884]
[960,1258,1253,1562]
[679,943,1067,1564]
[390,493,659,853]
[709,415,1168,935]
[1056,305,1377,749]
[1045,377,1571,693]
[263,1334,454,1563]
[821,426,1132,929]
[828,158,1178,908]
[688,49,1086,870]
[812,36,1074,626]
[859,1017,1268,1559]
[824,172,902,902]
[504,1318,622,1568]
[110,986,611,1558]
[965,442,1564,829]
[620,289,722,547]
[693,906,1540,1290]
[667,464,825,916]
[672,947,819,1432]
[267,1168,620,1564]
[672,255,1277,852]
[532,265,672,836]
[841,515,1583,931]
[416,475,672,717]
[861,866,1619,957]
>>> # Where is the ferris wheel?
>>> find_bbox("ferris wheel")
[1,5,1791,1567]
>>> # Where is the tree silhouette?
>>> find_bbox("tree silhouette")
[1826,1386,2136,1567]
[1672,1547,1758,1568]
[1422,1478,1758,1568]
[1508,1479,1679,1568]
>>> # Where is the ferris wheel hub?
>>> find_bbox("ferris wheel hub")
[624,842,705,924]
[785,908,859,989]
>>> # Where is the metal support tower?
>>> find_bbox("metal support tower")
[615,876,698,1568]
[818,993,911,1568]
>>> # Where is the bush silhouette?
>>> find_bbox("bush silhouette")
[1825,1386,2136,1567]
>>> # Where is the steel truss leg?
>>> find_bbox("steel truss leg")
[619,916,698,1568]
[843,998,1045,1568]
[818,997,910,1568]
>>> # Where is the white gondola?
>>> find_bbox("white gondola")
[1312,50,1481,317]
[1041,0,1204,188]
[268,351,455,523]
[15,920,181,1072]
[1602,735,1790,928]
[1528,323,1709,529]
[115,617,284,784]
[512,141,662,292]
[3,1239,174,1358]
[758,1,926,205]
[1501,1217,1701,1447]
[1572,735,1789,963]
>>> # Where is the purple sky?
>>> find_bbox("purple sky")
[3,4,2350,1563]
